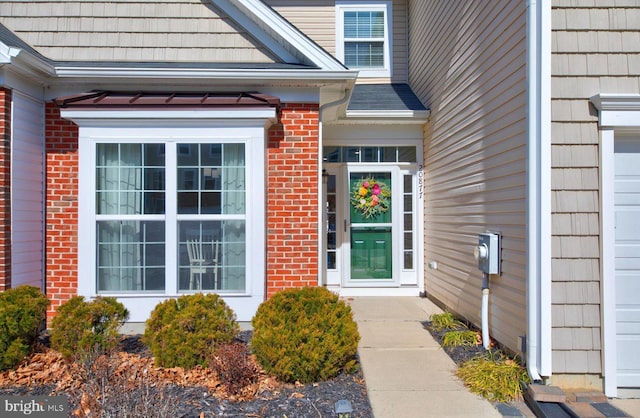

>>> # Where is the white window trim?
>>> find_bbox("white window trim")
[335,1,392,78]
[63,109,276,322]
[591,94,640,397]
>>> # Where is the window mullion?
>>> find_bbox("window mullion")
[165,141,178,294]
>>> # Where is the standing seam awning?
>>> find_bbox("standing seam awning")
[54,91,281,114]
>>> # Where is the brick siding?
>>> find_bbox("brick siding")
[45,103,79,319]
[266,104,320,296]
[0,88,11,291]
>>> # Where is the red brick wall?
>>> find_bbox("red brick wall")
[0,88,11,291]
[45,103,79,319]
[266,104,320,296]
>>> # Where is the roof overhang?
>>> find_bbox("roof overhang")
[51,65,358,84]
[1,0,357,90]
[0,40,55,86]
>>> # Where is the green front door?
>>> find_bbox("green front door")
[349,171,393,280]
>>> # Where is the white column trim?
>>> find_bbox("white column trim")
[600,128,617,397]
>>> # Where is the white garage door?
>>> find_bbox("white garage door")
[615,136,640,388]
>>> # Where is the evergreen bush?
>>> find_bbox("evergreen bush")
[251,286,360,384]
[50,296,129,359]
[143,293,239,369]
[0,286,49,370]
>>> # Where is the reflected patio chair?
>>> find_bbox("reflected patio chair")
[186,239,220,290]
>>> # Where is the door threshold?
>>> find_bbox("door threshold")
[335,287,422,297]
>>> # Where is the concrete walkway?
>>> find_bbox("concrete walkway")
[349,296,502,418]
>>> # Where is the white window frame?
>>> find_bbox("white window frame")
[63,109,276,322]
[335,1,392,78]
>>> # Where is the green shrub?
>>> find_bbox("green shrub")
[143,293,239,369]
[442,330,480,347]
[456,351,530,402]
[251,287,360,384]
[429,312,465,332]
[0,286,49,370]
[50,296,129,359]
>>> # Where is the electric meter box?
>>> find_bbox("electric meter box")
[475,232,501,275]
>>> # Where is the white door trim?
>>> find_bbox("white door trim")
[592,94,640,397]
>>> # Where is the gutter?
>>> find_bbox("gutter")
[53,66,359,82]
[526,0,552,382]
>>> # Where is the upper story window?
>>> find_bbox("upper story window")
[336,1,392,78]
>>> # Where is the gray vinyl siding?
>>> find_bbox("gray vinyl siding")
[551,1,640,375]
[264,0,409,83]
[0,0,276,63]
[10,91,45,290]
[408,0,527,354]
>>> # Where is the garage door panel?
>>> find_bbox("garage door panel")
[617,336,640,387]
[615,212,640,240]
[615,274,640,305]
[615,253,640,269]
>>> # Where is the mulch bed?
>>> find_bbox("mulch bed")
[0,332,373,417]
[421,321,489,365]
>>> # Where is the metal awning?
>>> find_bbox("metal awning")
[54,91,281,112]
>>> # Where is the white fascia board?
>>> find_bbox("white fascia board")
[217,0,346,71]
[346,109,430,120]
[53,66,358,83]
[60,109,278,128]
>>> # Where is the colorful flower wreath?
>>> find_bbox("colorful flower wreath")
[350,177,391,219]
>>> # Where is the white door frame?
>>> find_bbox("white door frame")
[322,161,423,295]
[592,94,640,397]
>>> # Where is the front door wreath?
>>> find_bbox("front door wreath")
[350,177,391,219]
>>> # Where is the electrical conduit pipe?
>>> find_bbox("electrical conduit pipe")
[482,273,490,350]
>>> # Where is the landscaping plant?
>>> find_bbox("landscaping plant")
[0,285,49,370]
[251,286,360,384]
[143,293,240,369]
[442,330,481,348]
[429,311,465,332]
[211,342,259,396]
[75,349,181,418]
[456,351,530,402]
[50,296,129,359]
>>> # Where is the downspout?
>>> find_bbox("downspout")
[526,0,552,382]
